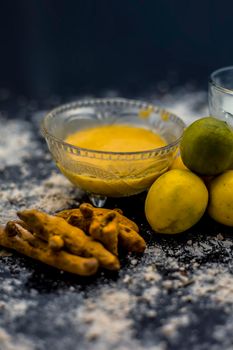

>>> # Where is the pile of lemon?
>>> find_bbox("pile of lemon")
[145,117,233,234]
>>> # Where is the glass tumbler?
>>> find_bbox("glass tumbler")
[209,66,233,127]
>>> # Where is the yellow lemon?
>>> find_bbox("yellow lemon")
[208,170,233,226]
[145,169,208,234]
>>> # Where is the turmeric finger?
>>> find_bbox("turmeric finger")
[5,221,18,236]
[60,206,120,256]
[56,207,90,232]
[17,209,120,270]
[57,204,142,255]
[89,212,119,256]
[84,239,120,270]
[18,209,89,251]
[113,208,123,215]
[118,224,146,253]
[116,215,139,233]
[5,220,33,237]
[57,203,139,233]
[82,204,139,233]
[0,224,99,276]
[49,236,64,251]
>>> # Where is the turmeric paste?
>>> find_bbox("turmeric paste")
[59,124,167,197]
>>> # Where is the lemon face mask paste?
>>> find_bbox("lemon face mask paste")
[58,124,169,197]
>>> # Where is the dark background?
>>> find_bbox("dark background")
[0,0,233,100]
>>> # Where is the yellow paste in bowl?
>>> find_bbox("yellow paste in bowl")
[58,124,169,197]
[65,125,166,152]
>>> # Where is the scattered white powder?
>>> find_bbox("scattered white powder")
[33,172,83,212]
[130,258,138,266]
[143,265,161,282]
[1,299,37,320]
[76,290,135,347]
[0,277,22,293]
[191,266,233,305]
[0,327,35,350]
[213,315,233,350]
[0,118,38,168]
[161,314,190,339]
[0,172,82,224]
[73,286,166,350]
[141,285,160,304]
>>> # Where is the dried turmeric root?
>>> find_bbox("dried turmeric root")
[17,209,120,271]
[57,203,139,232]
[57,203,146,254]
[118,224,146,253]
[89,212,119,255]
[0,222,99,276]
[0,202,147,276]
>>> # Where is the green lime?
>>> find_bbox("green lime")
[180,117,233,176]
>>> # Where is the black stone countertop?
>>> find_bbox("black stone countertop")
[0,89,233,350]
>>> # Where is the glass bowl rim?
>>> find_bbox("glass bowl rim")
[41,97,186,156]
[209,66,233,96]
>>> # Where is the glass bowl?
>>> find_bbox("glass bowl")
[41,98,185,207]
[209,66,233,127]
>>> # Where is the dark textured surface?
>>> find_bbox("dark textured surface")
[0,90,233,350]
